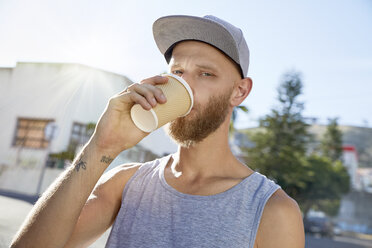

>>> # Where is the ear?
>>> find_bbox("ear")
[230,77,253,107]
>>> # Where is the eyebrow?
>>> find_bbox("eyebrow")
[195,64,218,72]
[170,62,218,72]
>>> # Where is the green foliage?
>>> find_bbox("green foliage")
[246,71,350,217]
[86,122,96,132]
[49,122,96,162]
[247,71,310,199]
[301,118,350,216]
[299,156,350,217]
[321,118,343,162]
[49,150,75,161]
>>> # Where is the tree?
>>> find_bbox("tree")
[246,71,349,218]
[247,71,311,199]
[321,118,343,162]
[298,156,349,217]
[301,117,349,217]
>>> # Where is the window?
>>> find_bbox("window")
[13,118,54,149]
[46,122,95,169]
[68,122,95,153]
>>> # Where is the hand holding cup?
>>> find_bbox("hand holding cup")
[90,75,169,154]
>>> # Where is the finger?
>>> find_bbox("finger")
[128,83,167,106]
[129,92,152,110]
[117,82,139,97]
[141,84,167,104]
[140,75,168,86]
[117,88,129,96]
[127,84,158,107]
[134,84,158,107]
[116,83,136,96]
[120,75,167,95]
[117,75,168,101]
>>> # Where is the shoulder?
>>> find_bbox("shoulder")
[92,163,142,204]
[94,156,165,202]
[92,155,167,208]
[255,189,305,248]
[100,162,142,184]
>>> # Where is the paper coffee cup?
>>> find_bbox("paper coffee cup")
[130,74,194,133]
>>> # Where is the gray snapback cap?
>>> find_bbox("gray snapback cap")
[153,15,250,78]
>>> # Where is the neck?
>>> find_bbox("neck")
[170,119,238,179]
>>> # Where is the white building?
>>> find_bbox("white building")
[355,168,372,193]
[0,62,177,196]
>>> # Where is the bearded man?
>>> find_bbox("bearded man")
[11,15,304,248]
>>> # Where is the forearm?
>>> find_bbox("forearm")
[11,139,120,248]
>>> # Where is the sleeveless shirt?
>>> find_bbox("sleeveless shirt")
[105,154,281,248]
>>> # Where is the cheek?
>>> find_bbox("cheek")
[191,80,227,109]
[192,86,212,105]
[192,94,209,110]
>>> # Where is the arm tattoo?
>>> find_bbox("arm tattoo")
[74,157,87,172]
[100,155,114,164]
[73,154,113,172]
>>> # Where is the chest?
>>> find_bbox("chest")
[114,193,257,248]
[106,163,273,248]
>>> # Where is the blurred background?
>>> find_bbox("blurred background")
[0,0,371,247]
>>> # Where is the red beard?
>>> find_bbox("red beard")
[166,88,233,148]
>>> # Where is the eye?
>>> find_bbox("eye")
[172,70,183,75]
[201,72,213,77]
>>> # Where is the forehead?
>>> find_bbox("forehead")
[170,41,241,76]
[171,41,226,61]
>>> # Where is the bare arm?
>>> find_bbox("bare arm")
[10,76,168,248]
[63,163,140,248]
[255,189,305,248]
[11,142,119,247]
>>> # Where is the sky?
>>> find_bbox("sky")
[0,0,371,129]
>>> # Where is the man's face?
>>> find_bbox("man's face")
[164,41,241,147]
